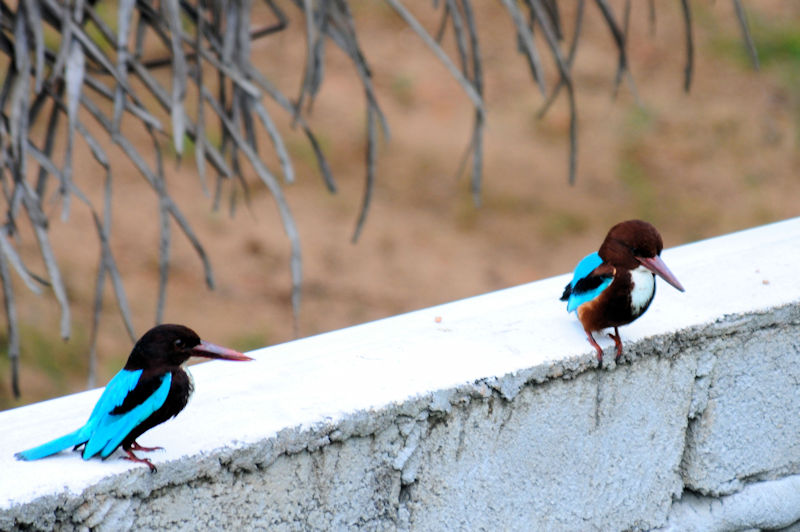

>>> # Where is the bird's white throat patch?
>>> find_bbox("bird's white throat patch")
[630,265,655,313]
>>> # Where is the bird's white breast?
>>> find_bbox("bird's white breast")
[630,265,656,314]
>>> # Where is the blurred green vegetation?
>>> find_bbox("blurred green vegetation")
[616,106,659,222]
[540,211,589,243]
[713,14,800,144]
[389,74,416,108]
[747,21,800,67]
[0,325,90,411]
[228,331,271,354]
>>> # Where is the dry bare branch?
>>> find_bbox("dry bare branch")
[0,0,760,399]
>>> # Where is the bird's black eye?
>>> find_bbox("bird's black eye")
[174,338,184,348]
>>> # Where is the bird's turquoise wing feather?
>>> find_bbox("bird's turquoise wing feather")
[86,369,144,422]
[14,429,86,461]
[14,369,145,461]
[83,372,172,459]
[566,252,613,312]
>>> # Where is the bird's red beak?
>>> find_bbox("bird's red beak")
[637,255,685,292]
[192,340,253,361]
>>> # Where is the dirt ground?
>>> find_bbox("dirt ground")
[2,1,799,408]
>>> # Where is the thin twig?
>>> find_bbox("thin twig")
[384,0,484,112]
[732,0,759,70]
[680,0,694,92]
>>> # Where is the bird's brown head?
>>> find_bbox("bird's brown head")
[599,220,663,267]
[598,220,684,292]
[125,324,253,370]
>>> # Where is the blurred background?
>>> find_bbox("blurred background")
[1,1,799,408]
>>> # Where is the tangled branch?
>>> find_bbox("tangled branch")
[0,0,758,398]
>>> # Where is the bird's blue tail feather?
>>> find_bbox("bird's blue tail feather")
[14,429,86,461]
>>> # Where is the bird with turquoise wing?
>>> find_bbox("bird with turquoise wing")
[561,220,685,365]
[15,324,253,472]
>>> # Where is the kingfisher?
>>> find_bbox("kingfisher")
[560,220,685,364]
[15,324,253,471]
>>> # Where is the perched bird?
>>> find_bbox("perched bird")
[15,324,253,471]
[560,220,685,364]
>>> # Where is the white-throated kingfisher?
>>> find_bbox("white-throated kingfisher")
[15,324,253,472]
[560,220,685,364]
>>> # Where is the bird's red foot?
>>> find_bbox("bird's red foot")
[122,449,157,472]
[585,332,605,366]
[130,441,163,453]
[608,327,623,361]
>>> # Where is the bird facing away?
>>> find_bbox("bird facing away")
[15,324,253,471]
[560,220,685,364]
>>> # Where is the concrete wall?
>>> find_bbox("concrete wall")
[2,218,800,531]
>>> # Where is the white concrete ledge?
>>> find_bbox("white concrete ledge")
[2,218,800,530]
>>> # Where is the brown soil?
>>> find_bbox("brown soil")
[2,2,799,408]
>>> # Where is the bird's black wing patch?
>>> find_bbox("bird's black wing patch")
[564,263,615,300]
[562,273,611,301]
[560,283,572,301]
[572,270,613,295]
[110,371,167,416]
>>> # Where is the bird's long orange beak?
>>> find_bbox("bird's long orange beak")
[192,340,253,361]
[637,255,685,292]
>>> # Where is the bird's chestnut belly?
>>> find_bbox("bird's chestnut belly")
[577,274,655,331]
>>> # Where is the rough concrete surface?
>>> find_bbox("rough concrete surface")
[657,474,800,532]
[681,308,800,496]
[399,354,695,531]
[2,218,800,531]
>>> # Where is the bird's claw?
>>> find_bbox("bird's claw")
[123,449,158,472]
